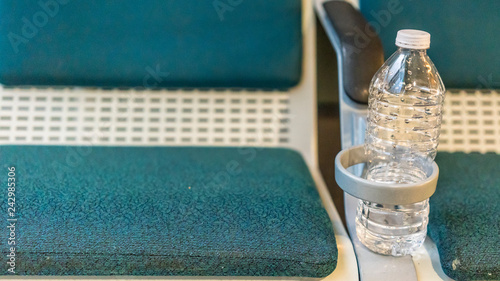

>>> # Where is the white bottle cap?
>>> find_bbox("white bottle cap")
[395,29,431,49]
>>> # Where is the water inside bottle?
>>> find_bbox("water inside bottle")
[356,198,429,256]
[360,87,437,256]
[366,87,443,161]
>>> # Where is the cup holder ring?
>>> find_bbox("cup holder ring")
[334,145,439,205]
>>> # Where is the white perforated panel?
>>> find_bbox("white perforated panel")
[439,89,500,153]
[0,88,291,147]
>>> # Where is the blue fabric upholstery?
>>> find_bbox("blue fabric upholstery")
[0,0,302,89]
[429,152,500,280]
[359,0,500,89]
[0,146,337,276]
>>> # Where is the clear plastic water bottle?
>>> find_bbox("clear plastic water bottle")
[356,30,446,256]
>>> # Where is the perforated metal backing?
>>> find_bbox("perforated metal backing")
[439,90,500,153]
[0,88,291,146]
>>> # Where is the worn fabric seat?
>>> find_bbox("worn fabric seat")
[0,146,337,277]
[429,152,500,281]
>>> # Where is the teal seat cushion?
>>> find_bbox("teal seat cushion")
[359,0,500,89]
[0,0,302,89]
[429,152,500,280]
[0,146,337,276]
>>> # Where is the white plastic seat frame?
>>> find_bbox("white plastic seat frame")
[0,0,358,280]
[315,0,500,280]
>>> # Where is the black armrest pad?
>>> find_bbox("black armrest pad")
[323,1,384,104]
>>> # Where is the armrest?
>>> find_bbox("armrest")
[315,0,384,104]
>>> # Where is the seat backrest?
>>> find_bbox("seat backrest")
[359,0,499,90]
[0,0,302,89]
[0,0,318,165]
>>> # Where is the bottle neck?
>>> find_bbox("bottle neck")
[398,47,427,55]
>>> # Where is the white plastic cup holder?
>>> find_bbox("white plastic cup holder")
[334,145,439,205]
